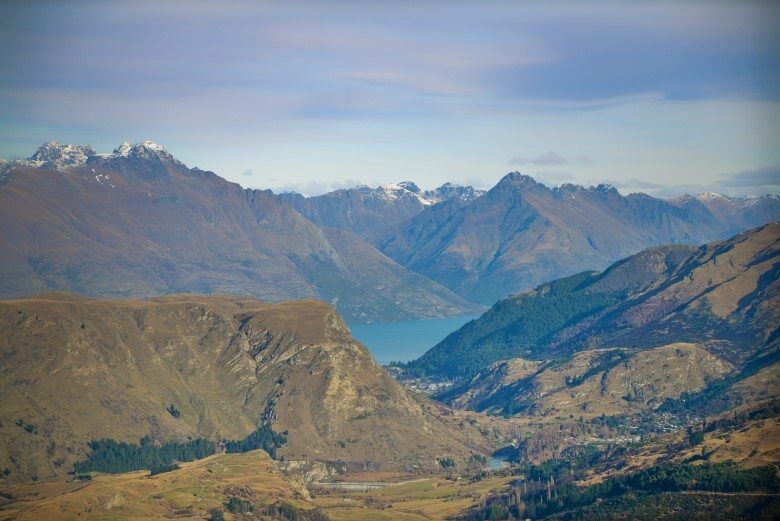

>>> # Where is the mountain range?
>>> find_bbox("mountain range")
[410,222,778,377]
[376,172,780,304]
[1,141,778,322]
[280,181,484,242]
[0,142,480,323]
[1,142,778,519]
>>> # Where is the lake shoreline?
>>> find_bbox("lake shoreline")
[348,315,477,365]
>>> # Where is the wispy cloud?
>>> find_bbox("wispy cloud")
[509,150,569,166]
[716,164,780,189]
[577,154,594,167]
[604,178,663,190]
[606,166,780,198]
[268,178,365,197]
[509,150,594,167]
[0,1,777,193]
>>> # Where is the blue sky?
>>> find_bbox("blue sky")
[1,1,778,196]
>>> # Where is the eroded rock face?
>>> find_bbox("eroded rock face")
[0,294,493,484]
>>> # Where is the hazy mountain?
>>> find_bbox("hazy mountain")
[280,181,484,241]
[408,223,779,379]
[0,294,496,484]
[0,142,480,322]
[377,172,780,304]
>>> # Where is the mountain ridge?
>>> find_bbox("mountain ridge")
[279,180,485,242]
[406,222,779,379]
[377,171,780,304]
[2,141,778,322]
[0,141,481,322]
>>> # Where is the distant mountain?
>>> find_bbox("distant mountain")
[0,142,480,322]
[408,223,779,379]
[280,181,484,242]
[0,294,495,484]
[3,140,96,171]
[3,143,777,322]
[377,172,780,304]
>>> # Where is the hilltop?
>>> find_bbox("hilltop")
[0,294,497,485]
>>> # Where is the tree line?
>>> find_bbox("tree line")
[73,424,287,475]
[465,461,778,520]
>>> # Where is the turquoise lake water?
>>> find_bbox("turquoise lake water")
[348,315,476,365]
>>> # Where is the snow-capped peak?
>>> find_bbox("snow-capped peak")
[695,191,729,202]
[113,142,133,157]
[369,180,485,206]
[112,140,175,159]
[397,181,421,193]
[424,182,485,203]
[4,140,187,177]
[377,182,436,205]
[12,141,96,171]
[104,140,183,169]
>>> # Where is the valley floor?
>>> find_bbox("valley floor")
[0,450,513,520]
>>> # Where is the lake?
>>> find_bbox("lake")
[348,315,475,365]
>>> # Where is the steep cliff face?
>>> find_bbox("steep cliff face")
[0,294,493,484]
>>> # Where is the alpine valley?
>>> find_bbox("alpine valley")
[1,142,779,521]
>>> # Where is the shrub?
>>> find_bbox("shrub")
[224,496,253,514]
[439,457,456,468]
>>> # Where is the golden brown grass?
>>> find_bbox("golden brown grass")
[0,450,308,520]
[0,450,513,521]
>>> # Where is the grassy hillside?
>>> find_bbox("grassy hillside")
[405,223,778,379]
[0,294,498,485]
[439,344,733,419]
[0,449,515,521]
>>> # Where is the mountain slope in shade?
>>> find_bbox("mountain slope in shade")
[0,142,480,322]
[408,223,779,378]
[280,181,484,242]
[0,294,496,484]
[378,172,780,304]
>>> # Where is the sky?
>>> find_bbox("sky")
[1,0,778,197]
